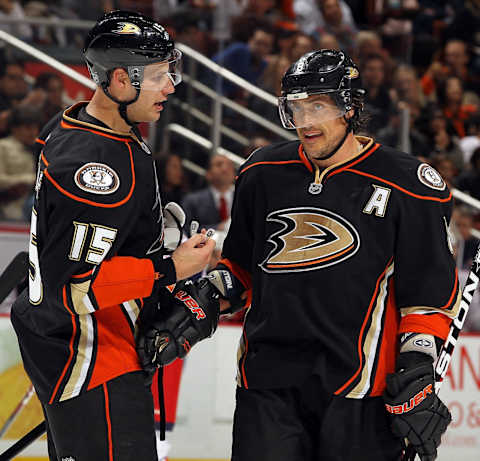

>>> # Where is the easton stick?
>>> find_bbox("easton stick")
[402,242,480,461]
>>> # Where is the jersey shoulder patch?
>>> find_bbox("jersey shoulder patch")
[42,129,135,206]
[74,162,120,195]
[416,163,446,191]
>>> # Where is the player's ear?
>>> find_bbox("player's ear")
[345,108,354,121]
[110,68,131,90]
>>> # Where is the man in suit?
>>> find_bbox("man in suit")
[182,154,236,232]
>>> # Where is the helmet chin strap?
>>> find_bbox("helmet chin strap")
[101,84,140,127]
[312,115,353,161]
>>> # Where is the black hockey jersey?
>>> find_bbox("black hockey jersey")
[222,136,460,398]
[11,103,174,404]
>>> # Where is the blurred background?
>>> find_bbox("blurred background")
[0,1,479,460]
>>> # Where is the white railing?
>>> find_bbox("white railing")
[1,25,480,215]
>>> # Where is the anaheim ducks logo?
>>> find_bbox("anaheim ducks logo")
[113,22,141,35]
[260,207,360,273]
[345,66,359,79]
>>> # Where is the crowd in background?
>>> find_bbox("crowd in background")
[0,0,479,329]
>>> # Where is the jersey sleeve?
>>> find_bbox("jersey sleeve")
[32,143,173,315]
[394,185,459,340]
[221,163,257,286]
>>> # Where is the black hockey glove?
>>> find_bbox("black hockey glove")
[136,278,220,369]
[383,352,451,461]
[205,264,249,314]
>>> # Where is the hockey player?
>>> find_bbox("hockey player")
[142,49,457,460]
[10,11,216,461]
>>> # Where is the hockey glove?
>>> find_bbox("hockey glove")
[383,352,451,461]
[163,202,186,252]
[205,264,249,314]
[136,278,220,369]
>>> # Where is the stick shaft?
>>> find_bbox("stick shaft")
[402,243,480,461]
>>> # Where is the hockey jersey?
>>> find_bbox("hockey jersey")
[222,136,460,398]
[11,102,175,404]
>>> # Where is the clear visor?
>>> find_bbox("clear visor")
[136,49,182,91]
[278,91,346,129]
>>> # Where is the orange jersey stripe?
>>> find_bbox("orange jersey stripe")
[103,383,114,461]
[298,144,313,172]
[71,269,94,279]
[43,142,135,208]
[239,160,304,176]
[41,152,49,166]
[439,268,458,310]
[61,120,132,142]
[399,313,451,340]
[241,328,249,389]
[49,286,77,404]
[36,138,46,145]
[339,169,453,203]
[335,258,393,395]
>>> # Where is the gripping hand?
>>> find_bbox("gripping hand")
[205,264,249,314]
[136,278,220,369]
[383,352,451,461]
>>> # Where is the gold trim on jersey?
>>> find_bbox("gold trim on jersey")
[70,280,95,315]
[122,299,141,335]
[346,262,394,398]
[400,288,461,319]
[60,313,94,401]
[310,136,375,187]
[63,102,133,138]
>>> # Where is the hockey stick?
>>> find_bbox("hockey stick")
[0,421,45,461]
[0,252,28,304]
[0,384,35,438]
[402,242,480,461]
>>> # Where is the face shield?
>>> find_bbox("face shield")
[278,91,346,129]
[130,48,182,92]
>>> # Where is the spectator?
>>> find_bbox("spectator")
[377,102,430,156]
[361,53,393,134]
[421,39,477,103]
[429,154,458,191]
[317,32,339,51]
[181,153,236,231]
[169,10,212,55]
[293,0,357,40]
[451,205,478,270]
[33,72,66,125]
[437,76,477,138]
[459,112,480,165]
[422,105,464,171]
[0,106,39,221]
[0,59,28,117]
[211,21,274,101]
[244,134,271,158]
[261,27,298,96]
[0,0,33,41]
[457,147,480,201]
[157,153,189,204]
[316,0,358,53]
[390,64,425,109]
[291,31,318,61]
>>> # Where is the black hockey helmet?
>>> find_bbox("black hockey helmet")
[278,49,364,130]
[83,10,182,125]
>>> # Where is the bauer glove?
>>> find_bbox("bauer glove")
[136,278,220,369]
[383,352,451,461]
